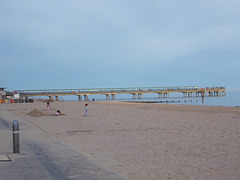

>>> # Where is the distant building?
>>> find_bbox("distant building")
[0,87,6,100]
[0,88,33,103]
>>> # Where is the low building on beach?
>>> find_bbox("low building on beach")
[0,87,6,102]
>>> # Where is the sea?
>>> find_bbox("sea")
[62,89,240,107]
[118,90,240,107]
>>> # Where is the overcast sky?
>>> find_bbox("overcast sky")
[1,0,240,91]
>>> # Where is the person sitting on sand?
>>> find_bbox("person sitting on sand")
[55,110,61,116]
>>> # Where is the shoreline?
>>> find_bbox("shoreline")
[1,101,240,180]
[122,100,240,108]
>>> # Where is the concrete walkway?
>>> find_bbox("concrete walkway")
[0,107,128,180]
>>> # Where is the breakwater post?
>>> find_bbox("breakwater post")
[201,92,204,103]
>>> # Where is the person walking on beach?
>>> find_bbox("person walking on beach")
[46,102,51,115]
[84,103,88,117]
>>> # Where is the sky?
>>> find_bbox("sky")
[1,0,240,91]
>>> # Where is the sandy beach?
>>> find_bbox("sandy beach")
[2,101,240,180]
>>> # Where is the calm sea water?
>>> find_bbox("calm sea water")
[155,90,240,107]
[190,90,240,107]
[97,90,240,107]
[54,90,240,107]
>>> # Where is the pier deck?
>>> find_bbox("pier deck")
[15,86,226,101]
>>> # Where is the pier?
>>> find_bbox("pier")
[14,86,226,101]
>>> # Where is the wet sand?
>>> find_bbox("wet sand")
[2,101,240,180]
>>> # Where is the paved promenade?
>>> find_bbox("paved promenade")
[0,107,128,180]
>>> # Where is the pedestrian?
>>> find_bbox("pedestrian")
[46,102,51,115]
[84,103,88,117]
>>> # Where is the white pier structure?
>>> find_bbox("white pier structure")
[15,86,226,101]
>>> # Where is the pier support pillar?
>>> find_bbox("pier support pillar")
[132,93,137,99]
[158,93,162,98]
[106,94,110,100]
[111,94,116,100]
[164,93,168,98]
[78,95,82,101]
[222,91,226,96]
[138,93,143,99]
[84,95,89,101]
[183,92,187,97]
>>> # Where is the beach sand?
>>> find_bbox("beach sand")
[2,101,240,180]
